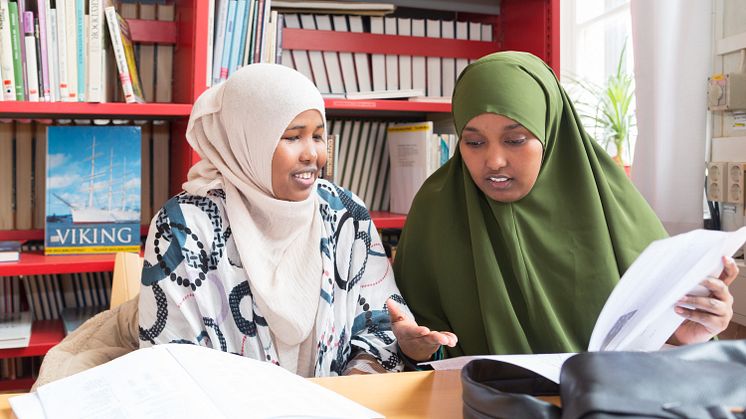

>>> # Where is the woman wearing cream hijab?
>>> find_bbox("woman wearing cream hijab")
[138,64,455,376]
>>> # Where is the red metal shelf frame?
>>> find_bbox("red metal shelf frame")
[0,320,65,359]
[324,99,450,113]
[0,252,116,276]
[0,377,35,392]
[282,28,498,59]
[126,19,177,45]
[0,102,193,119]
[370,212,406,229]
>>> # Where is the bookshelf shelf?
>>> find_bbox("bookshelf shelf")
[0,320,65,359]
[283,28,497,59]
[0,377,35,392]
[0,102,193,119]
[0,252,116,276]
[324,99,451,113]
[370,212,407,229]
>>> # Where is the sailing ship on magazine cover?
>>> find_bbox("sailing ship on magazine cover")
[45,126,142,255]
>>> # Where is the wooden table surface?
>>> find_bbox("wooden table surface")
[0,369,559,418]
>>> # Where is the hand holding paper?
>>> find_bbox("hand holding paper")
[672,256,738,344]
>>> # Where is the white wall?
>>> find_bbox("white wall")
[713,0,746,325]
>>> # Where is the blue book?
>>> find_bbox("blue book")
[228,0,247,76]
[45,126,142,255]
[219,0,238,82]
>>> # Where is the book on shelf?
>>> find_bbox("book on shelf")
[60,305,106,335]
[271,0,395,15]
[0,0,15,100]
[0,241,20,262]
[423,227,746,384]
[44,125,142,255]
[8,0,24,101]
[0,311,32,350]
[320,133,338,184]
[104,5,144,104]
[11,343,383,419]
[387,122,454,214]
[344,88,424,100]
[0,123,13,229]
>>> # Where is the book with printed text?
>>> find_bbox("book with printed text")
[45,126,141,255]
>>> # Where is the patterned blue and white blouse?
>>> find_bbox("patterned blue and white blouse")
[138,180,408,376]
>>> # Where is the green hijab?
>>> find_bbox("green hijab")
[393,52,667,356]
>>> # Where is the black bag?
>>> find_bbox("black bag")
[461,340,746,419]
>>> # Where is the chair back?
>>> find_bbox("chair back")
[110,252,143,309]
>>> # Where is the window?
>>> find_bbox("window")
[561,0,636,163]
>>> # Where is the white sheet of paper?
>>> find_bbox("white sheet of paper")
[423,353,575,384]
[588,227,746,352]
[9,392,45,419]
[165,344,383,419]
[29,344,382,419]
[36,346,219,419]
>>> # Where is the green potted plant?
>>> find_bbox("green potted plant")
[567,44,635,170]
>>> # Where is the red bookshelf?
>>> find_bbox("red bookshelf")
[0,320,65,359]
[0,252,117,276]
[0,0,559,372]
[0,102,192,119]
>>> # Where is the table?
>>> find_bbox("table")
[310,369,464,418]
[0,369,559,418]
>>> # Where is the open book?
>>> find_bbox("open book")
[11,344,382,419]
[424,227,746,383]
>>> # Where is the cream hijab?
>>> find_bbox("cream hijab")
[183,64,326,348]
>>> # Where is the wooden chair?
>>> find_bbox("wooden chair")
[110,252,143,309]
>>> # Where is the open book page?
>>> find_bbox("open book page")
[164,344,383,419]
[588,227,746,352]
[34,345,219,419]
[422,353,575,384]
[17,344,381,419]
[9,392,45,419]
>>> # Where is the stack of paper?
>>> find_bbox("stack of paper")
[11,344,383,419]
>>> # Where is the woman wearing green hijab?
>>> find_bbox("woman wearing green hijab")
[393,51,738,357]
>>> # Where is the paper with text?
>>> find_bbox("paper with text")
[588,227,746,351]
[17,344,382,419]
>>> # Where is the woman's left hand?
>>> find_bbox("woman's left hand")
[672,256,738,345]
[387,299,458,362]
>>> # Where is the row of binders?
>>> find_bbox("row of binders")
[0,0,174,103]
[281,14,493,99]
[324,119,455,213]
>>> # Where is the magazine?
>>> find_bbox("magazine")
[424,227,746,383]
[45,126,142,255]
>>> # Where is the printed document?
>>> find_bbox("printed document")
[11,344,382,419]
[424,227,746,383]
